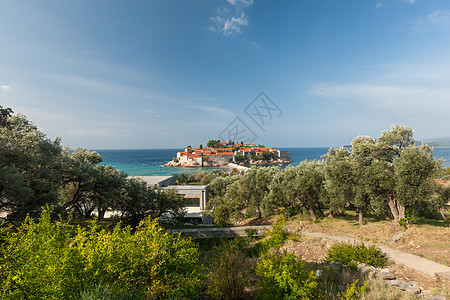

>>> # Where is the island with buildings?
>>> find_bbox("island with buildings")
[164,140,291,168]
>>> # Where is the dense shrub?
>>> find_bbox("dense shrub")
[206,241,249,300]
[244,216,290,256]
[0,208,203,299]
[0,210,84,299]
[338,279,367,300]
[255,251,320,300]
[264,216,289,249]
[327,242,387,270]
[73,283,144,300]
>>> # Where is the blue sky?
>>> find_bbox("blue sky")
[1,0,450,149]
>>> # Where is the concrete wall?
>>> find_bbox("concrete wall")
[164,185,209,217]
[129,175,176,187]
[277,150,291,161]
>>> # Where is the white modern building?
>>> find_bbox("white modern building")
[130,176,211,224]
[163,185,210,223]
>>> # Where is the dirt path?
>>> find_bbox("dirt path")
[300,231,450,280]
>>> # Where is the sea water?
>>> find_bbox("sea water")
[96,147,450,176]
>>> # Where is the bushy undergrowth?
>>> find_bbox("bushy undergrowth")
[0,208,203,299]
[338,279,367,300]
[205,241,249,300]
[74,283,145,300]
[244,216,291,256]
[327,242,387,270]
[362,278,421,300]
[255,250,320,300]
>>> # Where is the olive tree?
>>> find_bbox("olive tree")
[0,112,63,216]
[265,162,325,221]
[323,147,353,216]
[351,136,377,226]
[226,167,279,219]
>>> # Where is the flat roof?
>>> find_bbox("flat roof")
[129,175,175,186]
[165,185,208,190]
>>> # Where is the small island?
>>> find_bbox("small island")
[164,139,291,167]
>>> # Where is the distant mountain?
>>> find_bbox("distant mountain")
[421,137,450,147]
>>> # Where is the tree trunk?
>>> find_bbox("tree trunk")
[397,203,406,220]
[308,208,317,221]
[358,209,364,227]
[439,208,447,220]
[97,208,106,220]
[387,197,399,221]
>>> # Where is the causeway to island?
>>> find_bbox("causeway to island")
[164,139,291,168]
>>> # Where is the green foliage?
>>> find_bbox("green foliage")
[74,283,144,300]
[266,162,325,221]
[206,241,249,300]
[0,208,203,299]
[234,155,248,163]
[225,167,279,219]
[188,170,221,185]
[323,147,353,215]
[338,279,367,300]
[61,148,129,219]
[0,105,13,126]
[0,209,85,299]
[205,195,240,227]
[255,251,320,300]
[394,144,441,207]
[244,216,290,256]
[115,179,185,226]
[398,218,408,230]
[264,216,289,250]
[324,124,443,224]
[327,242,387,270]
[244,228,258,240]
[207,139,222,148]
[0,113,63,215]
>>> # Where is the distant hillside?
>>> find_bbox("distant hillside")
[421,137,450,147]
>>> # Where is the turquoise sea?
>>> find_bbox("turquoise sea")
[96,147,450,176]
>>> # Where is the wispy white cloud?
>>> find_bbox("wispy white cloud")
[222,12,248,36]
[1,84,11,91]
[227,0,254,7]
[143,108,159,115]
[411,10,450,33]
[189,105,234,119]
[376,0,416,9]
[250,41,262,50]
[312,82,450,116]
[425,10,450,28]
[209,0,253,36]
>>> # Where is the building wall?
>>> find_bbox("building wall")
[164,185,209,211]
[128,175,176,187]
[207,155,233,165]
[277,150,291,161]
